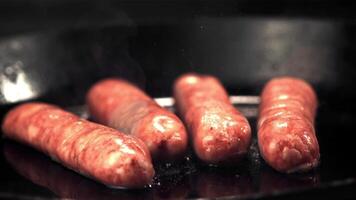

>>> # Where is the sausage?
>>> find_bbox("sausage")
[2,102,155,188]
[258,77,320,173]
[5,142,191,200]
[4,142,150,200]
[173,73,251,164]
[86,79,188,160]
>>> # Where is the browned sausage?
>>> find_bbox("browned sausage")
[258,77,320,173]
[173,73,251,164]
[2,102,155,188]
[86,79,188,160]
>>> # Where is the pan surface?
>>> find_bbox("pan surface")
[0,96,355,199]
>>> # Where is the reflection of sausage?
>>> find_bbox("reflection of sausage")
[87,79,188,160]
[258,77,320,173]
[2,103,154,188]
[152,177,190,200]
[3,142,148,200]
[173,73,251,164]
[195,170,253,198]
[259,167,319,193]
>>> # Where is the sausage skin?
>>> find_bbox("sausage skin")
[2,102,155,188]
[4,142,151,200]
[173,73,251,164]
[258,77,320,173]
[86,79,188,160]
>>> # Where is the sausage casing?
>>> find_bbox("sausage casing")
[173,73,251,164]
[258,77,320,173]
[87,79,188,160]
[2,102,155,188]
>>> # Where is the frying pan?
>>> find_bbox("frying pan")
[0,96,321,199]
[1,7,356,199]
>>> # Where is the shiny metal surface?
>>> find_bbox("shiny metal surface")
[1,96,356,199]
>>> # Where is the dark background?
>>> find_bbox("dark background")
[0,0,356,199]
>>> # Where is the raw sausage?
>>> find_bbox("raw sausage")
[4,142,147,200]
[86,79,188,160]
[173,73,251,164]
[258,77,320,173]
[2,102,155,188]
